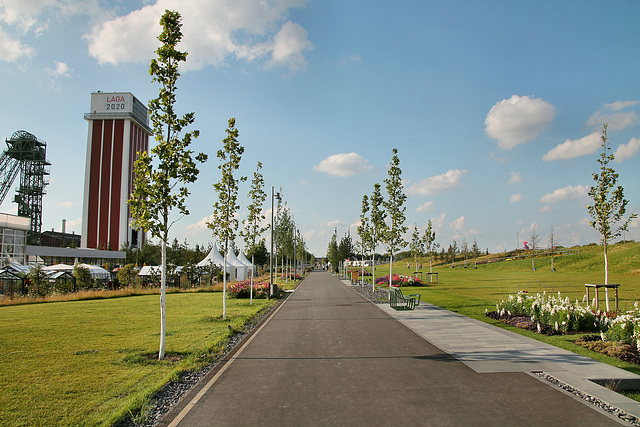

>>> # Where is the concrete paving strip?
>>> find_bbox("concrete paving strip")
[364,284,640,418]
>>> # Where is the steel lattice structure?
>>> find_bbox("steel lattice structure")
[0,130,50,245]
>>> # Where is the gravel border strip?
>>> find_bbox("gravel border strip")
[535,371,640,424]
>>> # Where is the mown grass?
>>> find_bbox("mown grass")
[0,291,279,426]
[364,242,640,375]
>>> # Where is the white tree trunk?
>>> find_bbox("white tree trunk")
[223,245,227,320]
[371,253,375,292]
[250,254,254,305]
[159,238,167,360]
[389,252,393,288]
[604,242,610,312]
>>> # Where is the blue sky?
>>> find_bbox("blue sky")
[0,0,639,257]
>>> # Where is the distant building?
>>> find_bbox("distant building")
[82,92,151,251]
[0,213,29,265]
[40,230,81,248]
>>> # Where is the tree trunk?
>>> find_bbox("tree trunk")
[159,236,167,360]
[371,253,375,292]
[223,239,227,320]
[388,251,393,289]
[604,241,610,312]
[250,254,254,305]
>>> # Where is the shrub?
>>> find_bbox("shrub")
[26,265,51,298]
[228,281,272,299]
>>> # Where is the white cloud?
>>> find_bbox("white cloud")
[509,193,522,203]
[449,216,466,233]
[431,212,446,230]
[614,137,640,162]
[406,169,467,196]
[327,220,342,227]
[449,215,479,238]
[50,60,71,77]
[0,28,35,61]
[85,0,312,72]
[539,206,552,213]
[185,214,215,231]
[313,152,372,177]
[56,200,73,209]
[542,132,600,161]
[586,101,639,131]
[508,171,522,185]
[416,201,434,213]
[538,185,589,204]
[267,21,312,71]
[485,95,556,149]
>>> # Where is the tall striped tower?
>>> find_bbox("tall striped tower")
[82,92,151,250]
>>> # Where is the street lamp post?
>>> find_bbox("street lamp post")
[269,186,281,298]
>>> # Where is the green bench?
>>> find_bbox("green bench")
[389,287,420,310]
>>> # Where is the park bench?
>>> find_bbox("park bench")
[389,287,420,310]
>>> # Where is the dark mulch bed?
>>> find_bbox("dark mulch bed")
[484,311,561,335]
[574,335,640,365]
[485,311,640,365]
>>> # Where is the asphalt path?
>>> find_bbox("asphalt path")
[166,271,623,426]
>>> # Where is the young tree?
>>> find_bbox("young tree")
[27,265,50,297]
[327,230,339,273]
[422,219,438,277]
[208,118,245,319]
[471,239,480,269]
[369,183,386,290]
[357,194,372,283]
[587,124,637,311]
[128,10,207,360]
[382,148,407,287]
[549,224,557,272]
[461,238,468,268]
[529,225,540,271]
[409,224,425,274]
[241,161,268,304]
[450,239,458,267]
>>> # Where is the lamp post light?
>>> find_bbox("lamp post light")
[269,186,281,298]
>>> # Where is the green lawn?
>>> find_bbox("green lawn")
[0,291,277,426]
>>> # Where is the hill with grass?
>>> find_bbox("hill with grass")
[411,241,640,277]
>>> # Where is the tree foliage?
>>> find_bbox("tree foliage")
[423,219,438,272]
[587,123,637,288]
[409,224,425,271]
[241,161,268,258]
[27,265,50,297]
[128,10,206,359]
[382,148,407,284]
[327,231,339,273]
[587,124,637,312]
[208,117,245,319]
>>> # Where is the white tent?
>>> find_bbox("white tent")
[138,265,182,277]
[197,243,225,267]
[238,251,254,276]
[225,250,250,281]
[197,243,233,278]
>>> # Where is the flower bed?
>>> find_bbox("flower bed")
[489,292,640,363]
[227,281,271,299]
[489,291,604,334]
[374,274,423,287]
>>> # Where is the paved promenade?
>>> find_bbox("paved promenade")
[163,271,635,426]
